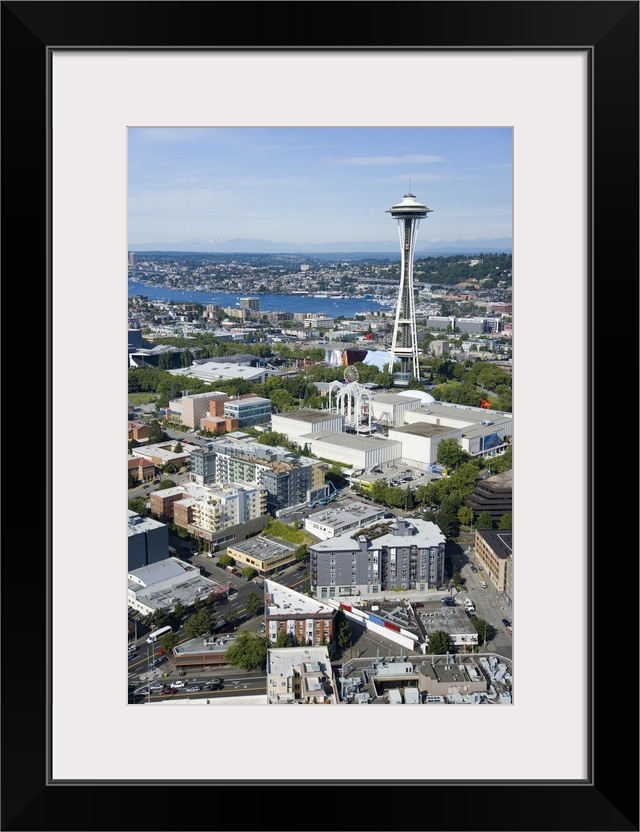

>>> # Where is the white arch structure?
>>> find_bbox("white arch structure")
[328,379,372,431]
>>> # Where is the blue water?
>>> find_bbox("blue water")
[128,279,388,318]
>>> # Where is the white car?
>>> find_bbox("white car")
[170,680,186,689]
[185,685,201,693]
[149,683,164,691]
[479,581,488,588]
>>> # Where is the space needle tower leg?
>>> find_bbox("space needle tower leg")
[386,192,432,382]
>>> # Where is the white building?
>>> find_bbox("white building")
[271,409,344,447]
[266,646,338,704]
[387,422,462,468]
[304,501,385,540]
[369,392,423,427]
[127,558,222,616]
[403,402,512,459]
[169,362,269,384]
[299,429,402,470]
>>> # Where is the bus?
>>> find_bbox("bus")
[146,625,172,644]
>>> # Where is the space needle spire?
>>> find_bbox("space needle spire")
[386,191,433,381]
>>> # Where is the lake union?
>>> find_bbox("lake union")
[128,279,388,319]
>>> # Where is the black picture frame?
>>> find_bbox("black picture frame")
[2,2,638,831]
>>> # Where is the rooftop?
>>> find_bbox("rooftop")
[264,579,335,618]
[371,392,422,405]
[230,537,297,564]
[388,422,458,438]
[273,408,337,424]
[300,429,401,451]
[267,646,332,677]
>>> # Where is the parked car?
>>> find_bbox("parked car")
[185,685,201,693]
[171,680,186,689]
[479,581,488,588]
[161,688,176,696]
[149,683,164,692]
[502,618,511,628]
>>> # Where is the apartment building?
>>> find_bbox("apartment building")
[263,580,337,647]
[310,518,446,600]
[189,435,324,514]
[149,481,268,551]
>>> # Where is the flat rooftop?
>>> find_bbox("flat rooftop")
[417,606,479,638]
[300,430,400,451]
[273,409,336,423]
[306,501,384,528]
[267,646,331,677]
[389,422,457,438]
[230,537,297,563]
[476,528,513,558]
[264,580,335,618]
[371,393,422,405]
[174,634,236,656]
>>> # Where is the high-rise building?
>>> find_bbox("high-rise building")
[128,252,137,268]
[386,192,433,379]
[240,296,260,312]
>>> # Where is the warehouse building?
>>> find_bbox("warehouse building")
[271,408,344,446]
[298,430,402,470]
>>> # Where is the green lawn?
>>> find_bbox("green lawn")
[128,393,158,405]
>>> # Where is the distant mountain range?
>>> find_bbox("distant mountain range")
[128,236,512,257]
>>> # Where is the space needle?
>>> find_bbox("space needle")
[386,191,433,380]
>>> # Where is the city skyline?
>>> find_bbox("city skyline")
[128,127,512,250]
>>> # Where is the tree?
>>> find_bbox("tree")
[241,567,257,581]
[295,545,309,562]
[158,351,173,371]
[184,608,213,639]
[275,628,294,648]
[225,631,268,671]
[128,472,138,489]
[435,496,461,538]
[173,441,183,454]
[159,632,180,654]
[404,485,414,510]
[436,438,470,470]
[476,511,494,530]
[218,553,234,568]
[128,498,150,517]
[144,609,168,630]
[224,610,237,626]
[426,630,453,654]
[128,439,140,451]
[470,616,494,646]
[245,592,262,616]
[171,601,186,621]
[147,420,167,444]
[498,512,512,529]
[158,479,176,489]
[163,461,179,474]
[458,505,474,526]
[333,609,352,650]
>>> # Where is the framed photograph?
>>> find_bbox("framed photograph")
[3,2,637,830]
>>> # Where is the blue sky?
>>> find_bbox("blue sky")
[128,127,512,246]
